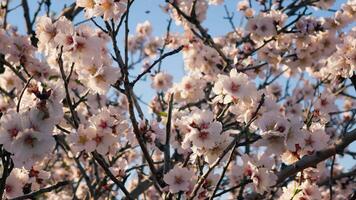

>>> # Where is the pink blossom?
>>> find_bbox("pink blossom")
[163,166,194,193]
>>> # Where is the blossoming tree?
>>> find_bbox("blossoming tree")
[0,0,355,199]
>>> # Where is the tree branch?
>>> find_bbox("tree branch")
[9,181,70,200]
[91,152,133,200]
[275,128,356,185]
[131,45,184,86]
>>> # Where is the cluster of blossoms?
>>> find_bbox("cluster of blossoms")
[36,16,120,94]
[68,107,130,155]
[128,20,164,58]
[0,0,355,199]
[77,0,128,21]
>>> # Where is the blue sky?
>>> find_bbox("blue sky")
[5,0,355,169]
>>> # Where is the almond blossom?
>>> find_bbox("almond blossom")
[4,169,29,199]
[163,165,194,193]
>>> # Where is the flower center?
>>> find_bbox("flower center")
[320,98,328,106]
[276,125,286,133]
[24,135,37,147]
[78,135,88,145]
[5,185,12,193]
[99,120,108,129]
[174,176,183,184]
[94,135,103,144]
[8,128,19,138]
[102,1,113,11]
[230,82,240,93]
[198,131,209,140]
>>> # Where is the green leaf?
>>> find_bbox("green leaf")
[158,111,167,117]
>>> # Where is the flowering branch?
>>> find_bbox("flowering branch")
[276,128,356,185]
[9,181,70,200]
[92,152,133,199]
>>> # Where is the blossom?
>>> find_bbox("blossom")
[182,109,222,150]
[68,125,97,154]
[0,0,355,199]
[167,74,207,104]
[315,0,335,9]
[136,20,152,37]
[246,14,277,39]
[151,72,173,92]
[4,168,29,199]
[93,0,127,21]
[0,111,26,152]
[163,166,194,193]
[109,158,128,179]
[88,65,121,95]
[76,0,96,18]
[257,111,290,136]
[203,132,232,164]
[251,167,277,194]
[12,128,55,169]
[213,69,257,104]
[239,154,277,194]
[35,16,57,52]
[29,167,51,191]
[303,124,330,153]
[279,180,321,200]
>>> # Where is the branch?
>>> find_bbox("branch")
[317,168,356,186]
[104,0,165,189]
[189,94,265,200]
[350,73,356,92]
[129,179,153,199]
[21,0,38,46]
[166,0,232,68]
[21,0,32,35]
[164,93,174,174]
[0,150,13,198]
[213,179,252,198]
[130,45,184,86]
[57,49,79,128]
[91,152,133,200]
[9,181,70,200]
[276,128,356,185]
[16,76,33,112]
[0,56,27,83]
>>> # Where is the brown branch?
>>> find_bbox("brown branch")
[317,168,356,186]
[329,155,336,200]
[21,0,32,35]
[0,150,13,199]
[9,181,70,200]
[213,179,252,198]
[104,0,165,189]
[21,0,38,46]
[91,152,133,200]
[275,128,356,185]
[57,48,79,128]
[130,45,184,86]
[0,56,27,83]
[164,93,174,174]
[1,0,10,28]
[166,0,232,68]
[16,76,33,112]
[350,73,356,92]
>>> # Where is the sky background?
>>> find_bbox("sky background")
[3,0,355,170]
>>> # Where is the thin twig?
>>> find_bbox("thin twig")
[9,181,70,200]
